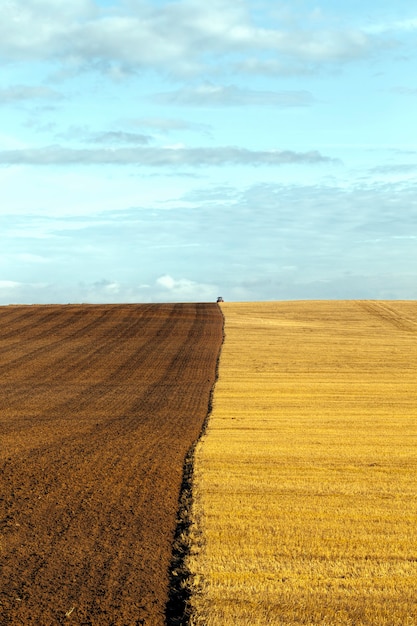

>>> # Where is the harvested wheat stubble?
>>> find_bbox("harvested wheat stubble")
[0,303,223,626]
[188,301,417,626]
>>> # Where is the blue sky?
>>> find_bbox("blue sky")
[1,0,416,303]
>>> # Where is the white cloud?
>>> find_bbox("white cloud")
[0,280,53,304]
[91,279,120,294]
[0,0,386,78]
[390,86,417,96]
[0,273,219,305]
[56,126,153,145]
[156,274,218,301]
[2,175,417,304]
[234,57,316,76]
[365,18,417,35]
[156,275,181,290]
[0,3,415,307]
[0,85,63,103]
[0,145,336,167]
[83,131,152,144]
[371,163,417,174]
[154,84,314,107]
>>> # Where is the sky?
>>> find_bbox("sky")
[1,0,417,304]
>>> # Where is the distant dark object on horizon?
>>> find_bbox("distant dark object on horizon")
[217,297,224,303]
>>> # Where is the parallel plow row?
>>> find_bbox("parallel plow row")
[0,304,223,626]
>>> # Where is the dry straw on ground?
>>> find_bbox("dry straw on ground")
[187,301,417,626]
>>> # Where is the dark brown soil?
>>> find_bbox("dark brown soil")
[0,303,223,626]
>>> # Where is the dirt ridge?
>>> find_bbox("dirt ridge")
[165,304,225,625]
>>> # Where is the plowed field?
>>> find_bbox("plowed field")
[0,303,223,626]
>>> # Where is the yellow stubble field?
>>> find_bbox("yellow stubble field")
[187,301,417,626]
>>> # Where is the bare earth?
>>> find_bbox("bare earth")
[0,303,223,626]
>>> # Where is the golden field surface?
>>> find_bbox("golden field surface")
[187,301,417,626]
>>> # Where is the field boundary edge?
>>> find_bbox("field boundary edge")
[165,303,225,626]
